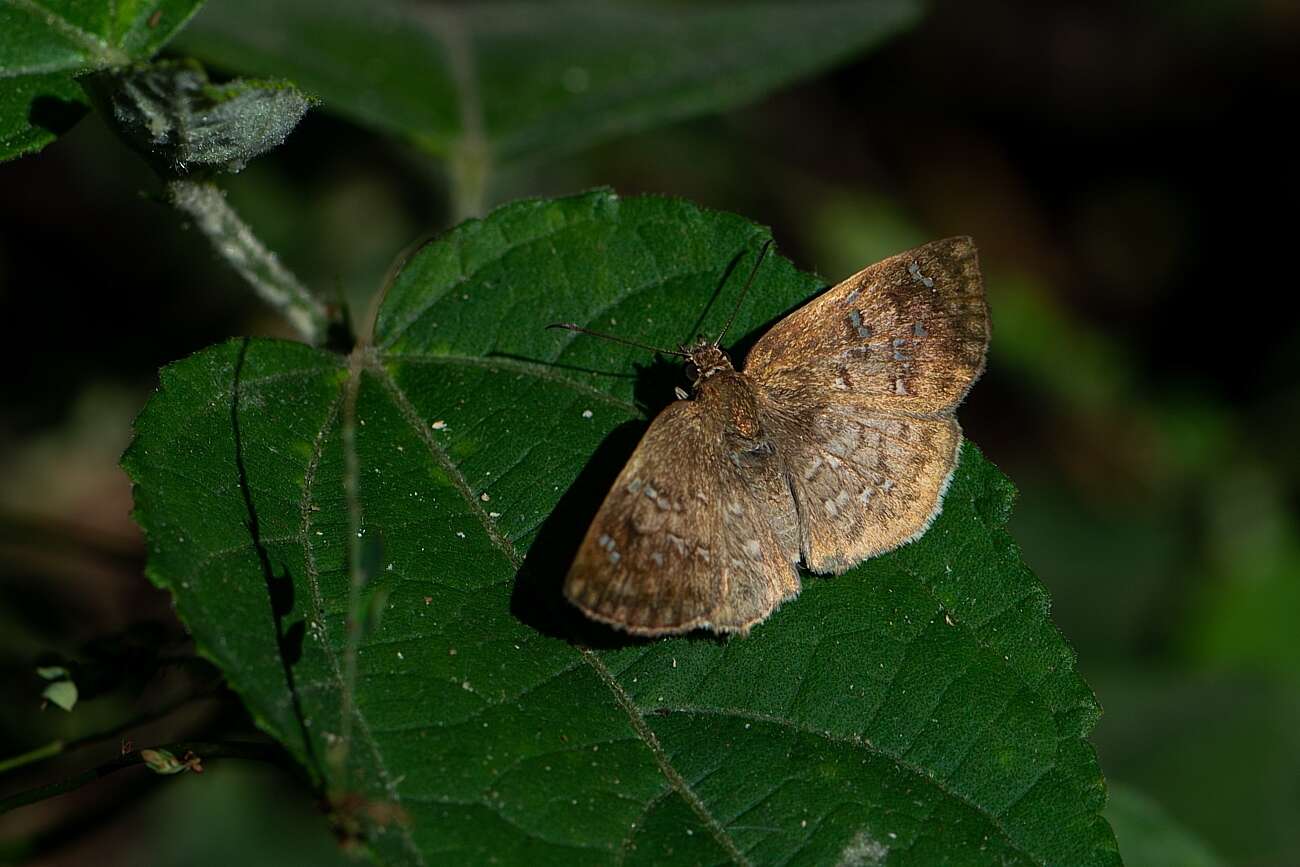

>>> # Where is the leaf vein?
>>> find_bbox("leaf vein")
[385,352,640,413]
[6,0,122,61]
[664,705,1038,863]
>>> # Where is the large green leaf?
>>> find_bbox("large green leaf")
[176,0,921,166]
[0,0,206,161]
[124,190,1119,865]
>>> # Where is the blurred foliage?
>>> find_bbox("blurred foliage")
[1103,785,1223,867]
[134,764,353,867]
[177,0,921,214]
[2,0,1298,864]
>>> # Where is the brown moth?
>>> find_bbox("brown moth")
[558,237,989,636]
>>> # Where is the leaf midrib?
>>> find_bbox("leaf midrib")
[6,0,127,65]
[297,379,427,867]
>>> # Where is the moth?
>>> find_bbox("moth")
[554,238,989,636]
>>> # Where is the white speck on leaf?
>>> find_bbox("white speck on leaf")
[582,409,593,418]
[431,420,447,430]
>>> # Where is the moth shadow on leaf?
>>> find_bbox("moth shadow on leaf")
[511,418,653,648]
[512,353,738,648]
[628,354,686,420]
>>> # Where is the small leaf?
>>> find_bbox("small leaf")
[178,0,921,166]
[36,663,78,710]
[41,679,78,712]
[0,0,208,161]
[86,59,310,175]
[141,747,186,774]
[125,190,1119,865]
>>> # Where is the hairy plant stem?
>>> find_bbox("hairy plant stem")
[166,178,339,345]
[0,740,288,815]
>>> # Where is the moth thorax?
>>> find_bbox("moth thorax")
[684,342,732,383]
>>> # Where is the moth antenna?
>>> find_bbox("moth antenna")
[546,322,688,357]
[715,238,774,346]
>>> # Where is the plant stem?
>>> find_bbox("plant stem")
[449,145,489,223]
[0,742,63,776]
[0,690,220,777]
[166,178,339,345]
[0,740,286,815]
[429,3,490,222]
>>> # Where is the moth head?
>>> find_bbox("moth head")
[683,340,733,385]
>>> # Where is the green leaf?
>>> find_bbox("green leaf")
[1104,785,1223,867]
[176,0,921,166]
[124,190,1119,865]
[85,59,310,176]
[41,680,77,712]
[141,747,188,774]
[35,664,77,711]
[0,0,207,161]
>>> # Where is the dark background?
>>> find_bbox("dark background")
[2,1,1298,864]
